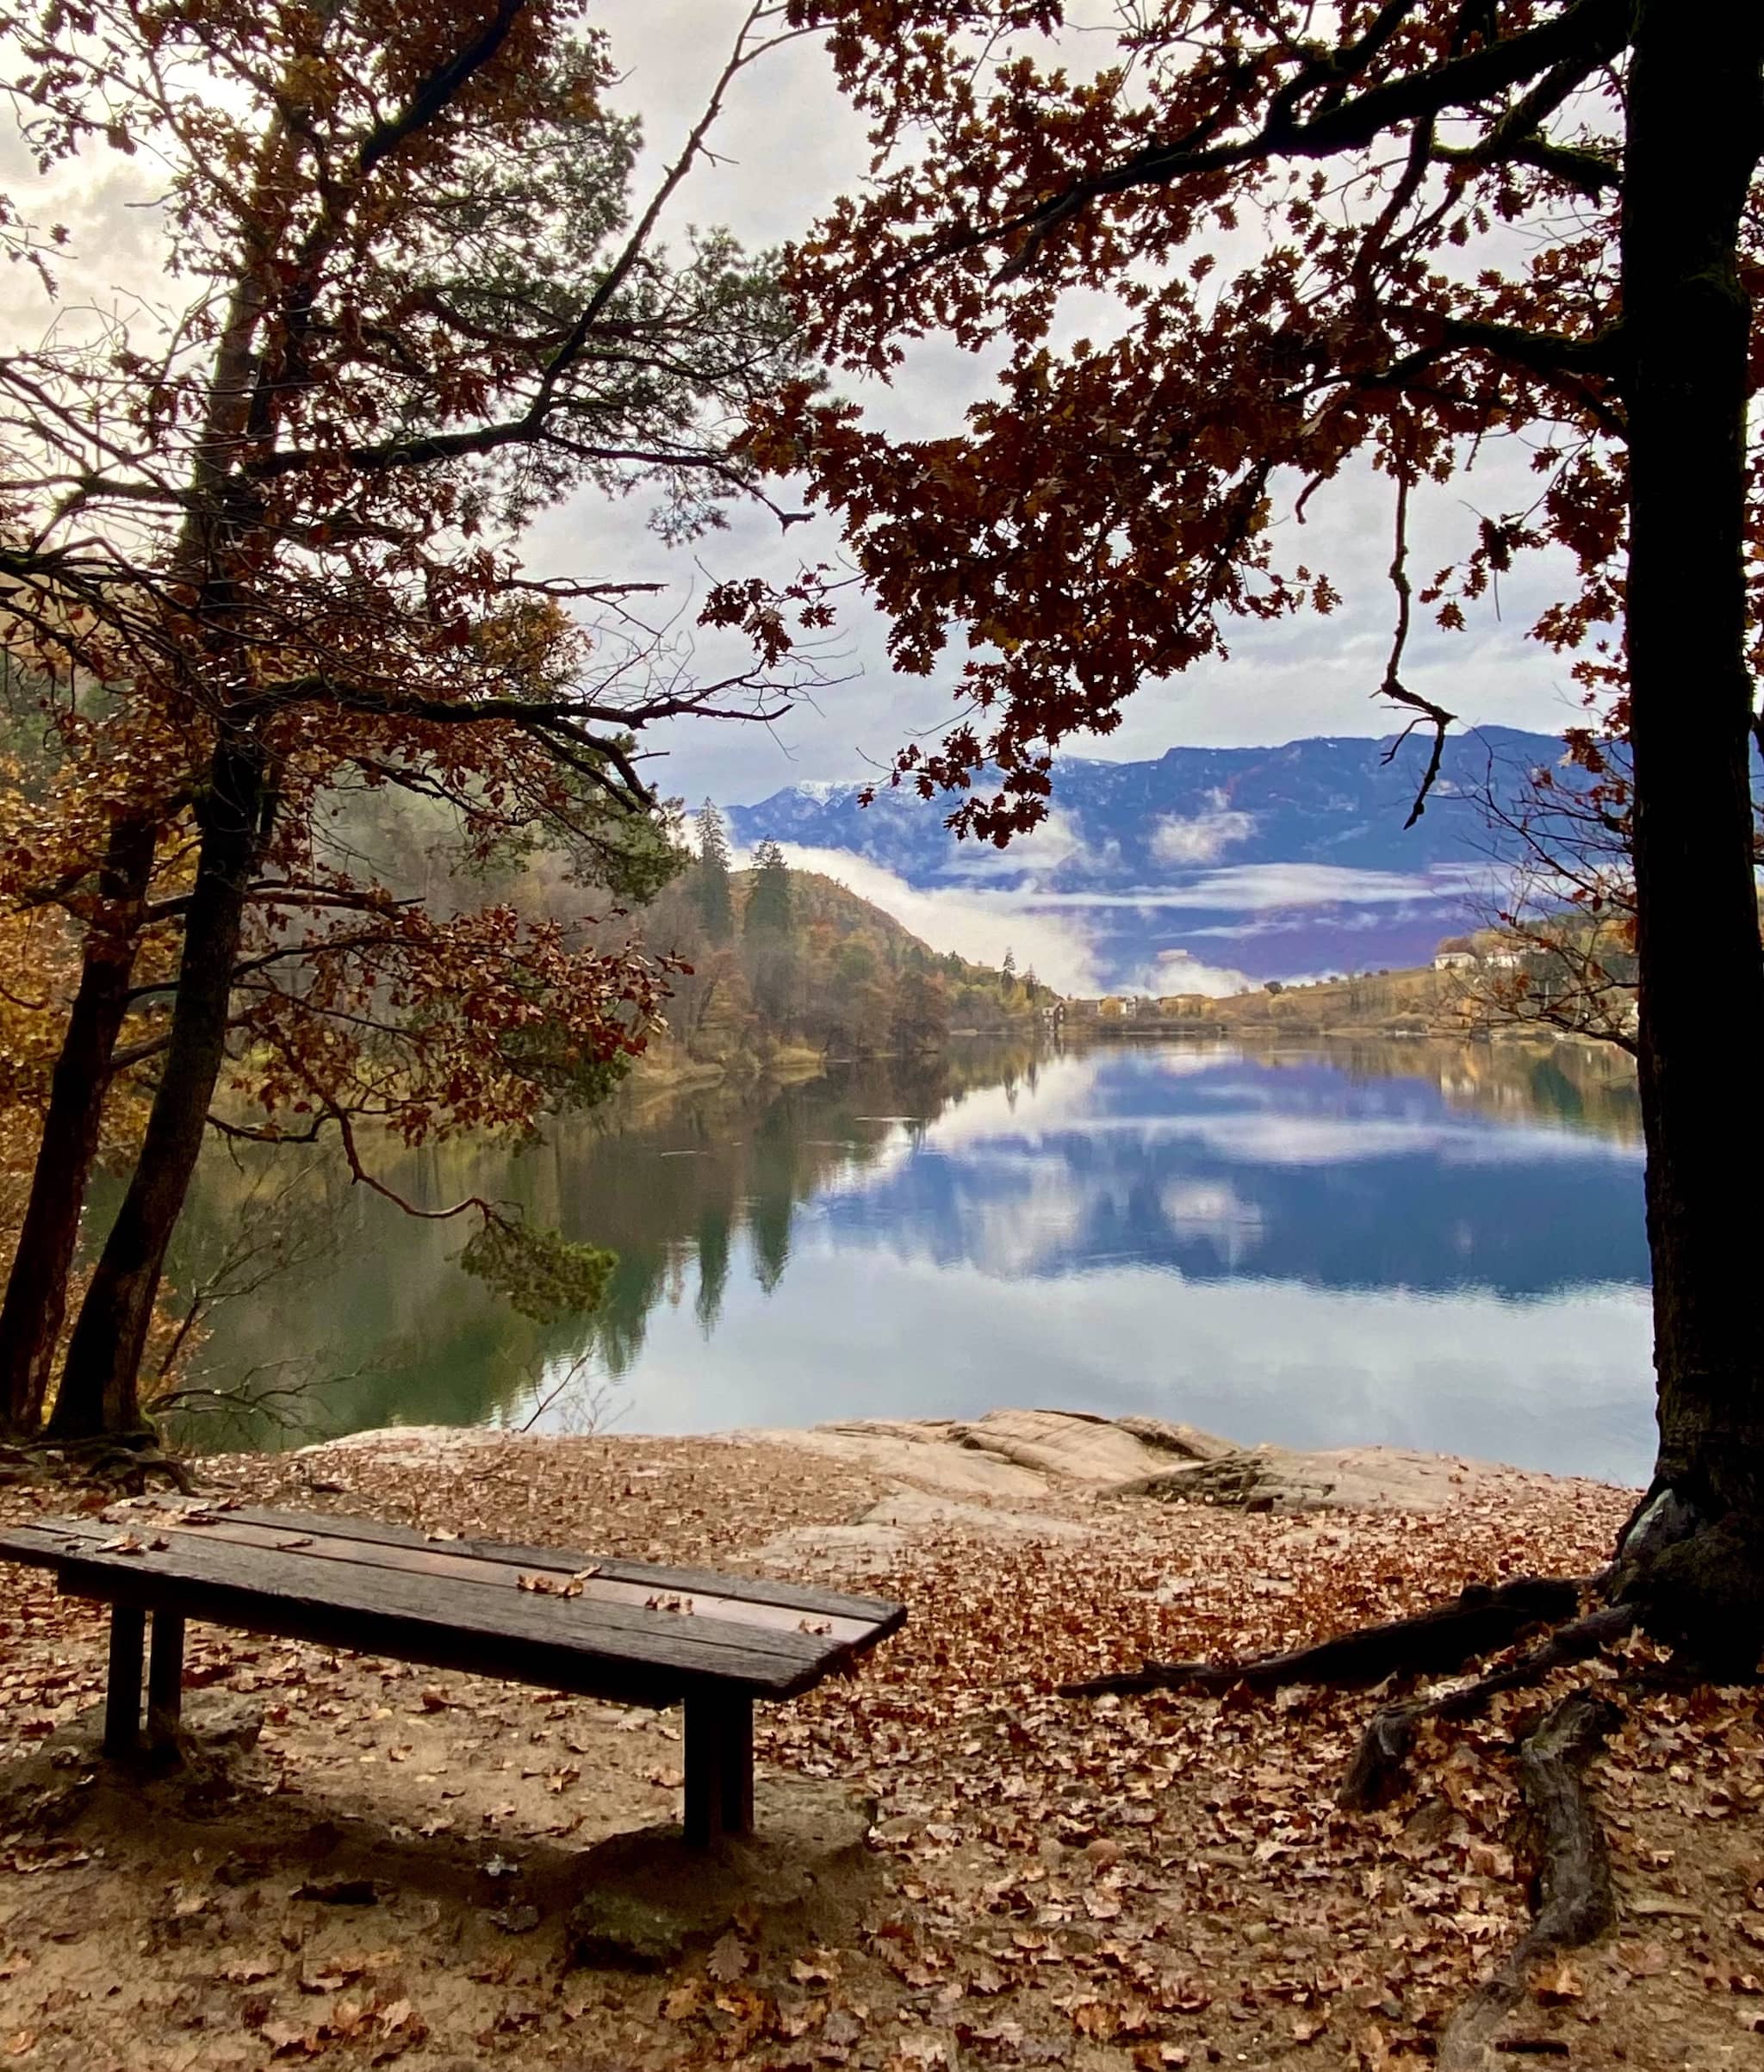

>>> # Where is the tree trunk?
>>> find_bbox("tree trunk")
[47,741,268,1440]
[0,818,157,1433]
[1617,1,1764,1670]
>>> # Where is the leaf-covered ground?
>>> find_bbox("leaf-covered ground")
[0,1432,1760,2070]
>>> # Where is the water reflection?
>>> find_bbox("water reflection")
[165,1037,1651,1480]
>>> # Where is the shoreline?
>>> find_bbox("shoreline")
[277,1405,1637,1523]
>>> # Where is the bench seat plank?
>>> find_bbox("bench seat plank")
[214,1504,898,1625]
[0,1517,845,1698]
[158,1508,883,1649]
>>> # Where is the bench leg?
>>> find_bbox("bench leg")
[682,1691,754,1846]
[146,1610,184,1750]
[102,1605,146,1759]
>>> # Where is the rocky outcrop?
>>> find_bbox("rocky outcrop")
[753,1407,1233,1497]
[1109,1442,1501,1514]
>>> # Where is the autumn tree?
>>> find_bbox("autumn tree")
[0,0,829,1440]
[1449,730,1646,1048]
[891,965,950,1053]
[768,1,1764,1666]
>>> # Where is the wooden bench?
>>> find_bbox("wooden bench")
[0,1501,904,1845]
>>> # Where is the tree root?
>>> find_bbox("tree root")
[1340,1601,1637,1810]
[1059,1575,1584,1699]
[1435,1689,1622,2072]
[0,1431,199,1497]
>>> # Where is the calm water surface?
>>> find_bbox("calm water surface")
[169,1037,1652,1480]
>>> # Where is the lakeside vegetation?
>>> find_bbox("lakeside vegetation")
[631,805,1054,1079]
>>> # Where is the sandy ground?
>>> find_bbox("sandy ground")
[0,1413,1760,2071]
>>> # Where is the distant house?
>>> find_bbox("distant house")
[1096,996,1127,1017]
[1433,936,1477,971]
[1483,947,1523,970]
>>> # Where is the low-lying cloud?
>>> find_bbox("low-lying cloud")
[775,844,1105,995]
[1149,801,1257,865]
[1003,861,1493,913]
[1136,948,1255,998]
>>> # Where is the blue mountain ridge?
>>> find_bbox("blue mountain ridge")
[727,726,1574,989]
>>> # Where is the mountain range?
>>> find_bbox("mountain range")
[727,725,1570,991]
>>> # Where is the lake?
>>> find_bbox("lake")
[165,1035,1654,1482]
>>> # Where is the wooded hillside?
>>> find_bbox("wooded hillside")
[635,807,1054,1070]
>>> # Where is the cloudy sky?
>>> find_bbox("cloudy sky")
[541,2,1592,813]
[6,3,1589,983]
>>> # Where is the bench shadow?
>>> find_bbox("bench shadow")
[0,1695,880,1974]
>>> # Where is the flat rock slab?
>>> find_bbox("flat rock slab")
[742,1521,911,1574]
[751,1421,1049,1497]
[747,1491,1094,1568]
[862,1492,1093,1538]
[746,1409,1233,1498]
[564,1774,879,1970]
[1112,1443,1508,1514]
[296,1425,512,1469]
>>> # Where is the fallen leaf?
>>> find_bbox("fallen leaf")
[1531,1958,1585,2005]
[706,1931,748,1983]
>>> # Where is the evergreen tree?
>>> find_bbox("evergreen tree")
[745,840,797,1027]
[693,801,735,944]
[745,839,793,934]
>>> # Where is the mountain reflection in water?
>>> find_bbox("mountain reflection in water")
[167,1037,1650,1481]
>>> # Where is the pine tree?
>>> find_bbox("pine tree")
[693,801,735,944]
[745,839,793,934]
[744,840,796,1027]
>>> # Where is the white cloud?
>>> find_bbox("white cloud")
[1135,948,1254,998]
[1007,861,1497,913]
[931,807,1090,880]
[1149,804,1257,865]
[775,844,1103,994]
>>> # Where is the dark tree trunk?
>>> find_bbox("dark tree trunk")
[1617,1,1764,1669]
[47,741,268,1440]
[0,818,156,1434]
